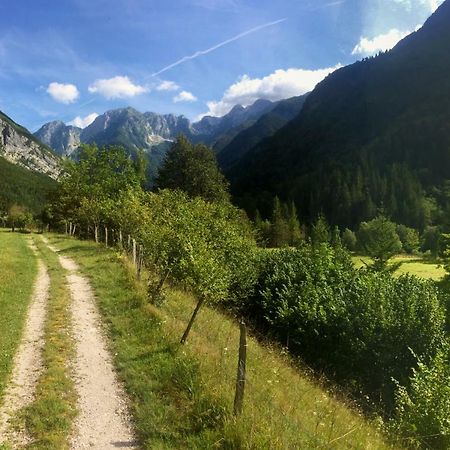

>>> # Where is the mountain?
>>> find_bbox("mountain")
[217,94,308,171]
[0,111,61,179]
[34,99,279,183]
[228,0,450,230]
[193,99,277,147]
[34,121,81,157]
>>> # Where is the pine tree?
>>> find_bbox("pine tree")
[287,201,302,246]
[311,214,330,246]
[270,197,290,247]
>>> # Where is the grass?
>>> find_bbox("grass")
[48,233,396,449]
[352,254,446,280]
[18,237,77,450]
[0,230,37,399]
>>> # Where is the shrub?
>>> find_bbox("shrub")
[243,244,446,410]
[392,344,450,449]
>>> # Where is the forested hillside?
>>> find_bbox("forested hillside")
[0,156,57,214]
[228,1,450,230]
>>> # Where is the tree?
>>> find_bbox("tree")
[421,226,441,258]
[287,201,303,246]
[8,204,26,232]
[49,144,143,236]
[270,197,289,247]
[156,135,230,203]
[342,228,357,251]
[397,224,420,254]
[311,214,330,247]
[358,216,402,271]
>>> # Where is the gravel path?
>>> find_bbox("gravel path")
[43,237,137,449]
[0,241,49,448]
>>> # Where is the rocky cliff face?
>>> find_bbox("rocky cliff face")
[0,112,61,179]
[34,120,81,156]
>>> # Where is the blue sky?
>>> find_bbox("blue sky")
[0,0,443,131]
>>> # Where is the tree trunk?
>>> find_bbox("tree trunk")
[180,296,205,344]
[94,225,99,243]
[105,227,108,247]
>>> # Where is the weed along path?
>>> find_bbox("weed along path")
[42,236,137,449]
[0,241,50,447]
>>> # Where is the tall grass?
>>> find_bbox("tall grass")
[49,234,396,449]
[0,230,37,398]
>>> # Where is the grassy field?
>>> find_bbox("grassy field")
[48,234,395,449]
[0,230,37,399]
[352,254,446,280]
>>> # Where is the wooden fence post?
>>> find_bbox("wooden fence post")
[137,245,144,280]
[233,320,247,416]
[132,239,137,266]
[105,227,108,247]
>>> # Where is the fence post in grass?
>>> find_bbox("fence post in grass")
[105,227,108,247]
[133,239,137,267]
[233,320,247,416]
[137,245,144,280]
[119,230,123,247]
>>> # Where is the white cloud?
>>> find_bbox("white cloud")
[393,0,443,12]
[67,112,98,128]
[173,90,197,103]
[352,28,412,55]
[46,82,79,104]
[202,65,341,117]
[156,80,180,91]
[88,76,148,99]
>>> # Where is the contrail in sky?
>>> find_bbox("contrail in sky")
[152,18,287,76]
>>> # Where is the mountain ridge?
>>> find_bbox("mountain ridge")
[227,0,450,229]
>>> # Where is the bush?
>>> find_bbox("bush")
[243,244,446,410]
[392,344,450,449]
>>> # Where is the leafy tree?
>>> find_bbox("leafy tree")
[8,204,26,232]
[397,224,420,254]
[49,144,143,236]
[156,135,229,203]
[358,215,402,271]
[135,190,257,344]
[342,228,357,251]
[421,226,441,258]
